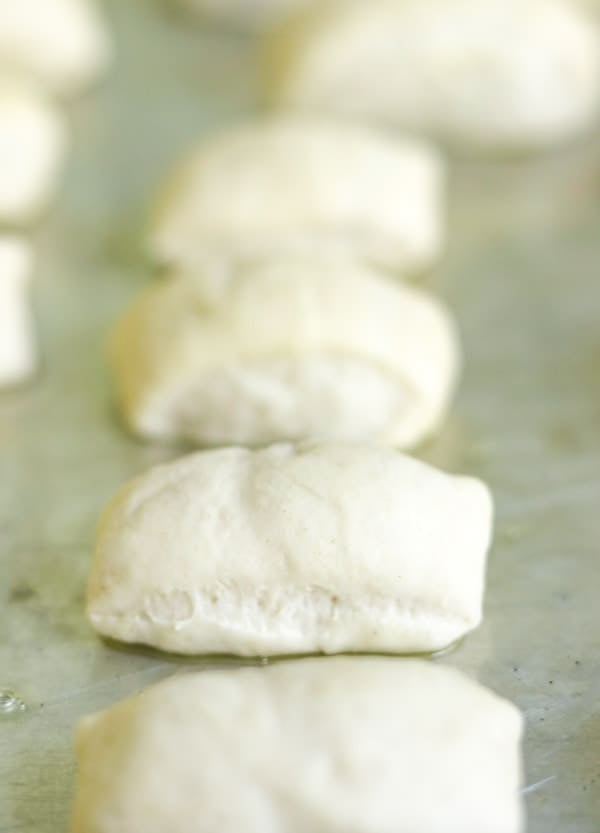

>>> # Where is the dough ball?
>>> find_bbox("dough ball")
[87,442,491,656]
[70,658,524,833]
[0,0,111,97]
[0,80,68,225]
[265,0,600,152]
[110,261,459,449]
[149,118,444,282]
[0,237,36,386]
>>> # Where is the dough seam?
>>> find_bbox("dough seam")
[90,585,476,644]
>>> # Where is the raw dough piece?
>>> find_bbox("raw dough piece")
[87,442,492,655]
[149,118,444,281]
[0,0,111,98]
[110,262,459,448]
[0,80,67,225]
[0,238,36,386]
[176,0,309,29]
[70,658,524,833]
[265,0,600,151]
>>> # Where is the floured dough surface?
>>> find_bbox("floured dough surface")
[87,442,492,655]
[265,0,600,151]
[0,237,35,386]
[110,262,459,448]
[0,80,67,224]
[149,118,444,279]
[0,0,111,97]
[70,658,524,833]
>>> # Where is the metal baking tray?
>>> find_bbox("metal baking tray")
[1,2,599,830]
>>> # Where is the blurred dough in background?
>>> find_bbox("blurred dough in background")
[149,119,444,291]
[110,262,459,449]
[70,660,523,833]
[578,0,600,13]
[0,0,111,98]
[0,238,36,387]
[264,0,600,153]
[0,80,68,225]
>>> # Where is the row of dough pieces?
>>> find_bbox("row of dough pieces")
[72,110,516,830]
[73,443,524,832]
[0,0,110,386]
[73,129,520,824]
[71,118,451,451]
[15,7,523,830]
[6,117,453,451]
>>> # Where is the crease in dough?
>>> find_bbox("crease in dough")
[87,442,493,656]
[110,261,460,449]
[70,658,524,833]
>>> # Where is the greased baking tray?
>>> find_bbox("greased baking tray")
[1,2,600,831]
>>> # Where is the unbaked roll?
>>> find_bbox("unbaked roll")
[110,261,459,449]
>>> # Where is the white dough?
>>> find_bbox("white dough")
[0,238,36,386]
[0,0,111,97]
[87,443,492,656]
[149,118,444,281]
[0,80,68,225]
[70,658,524,833]
[265,0,600,151]
[110,262,459,448]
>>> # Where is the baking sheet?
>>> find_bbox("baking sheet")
[1,1,600,830]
